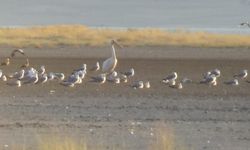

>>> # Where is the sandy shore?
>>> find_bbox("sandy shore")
[0,46,250,150]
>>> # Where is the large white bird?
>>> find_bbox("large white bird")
[102,40,122,74]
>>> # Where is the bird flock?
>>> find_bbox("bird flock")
[0,41,249,90]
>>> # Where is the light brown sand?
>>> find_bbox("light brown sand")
[0,46,250,150]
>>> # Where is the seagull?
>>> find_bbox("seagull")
[54,73,65,81]
[38,74,48,84]
[169,82,183,89]
[162,72,178,83]
[8,69,25,80]
[89,61,100,71]
[1,57,10,66]
[203,71,212,79]
[144,81,151,88]
[61,74,80,87]
[60,81,75,87]
[234,69,248,79]
[224,79,239,86]
[121,68,135,78]
[38,65,46,75]
[120,74,128,83]
[48,72,56,80]
[239,22,250,28]
[181,77,192,84]
[1,75,7,81]
[102,40,122,74]
[74,70,86,79]
[23,73,39,84]
[90,74,106,84]
[7,80,21,87]
[108,77,120,84]
[200,74,217,86]
[0,70,3,78]
[20,58,29,68]
[211,68,221,78]
[10,49,25,58]
[107,71,118,81]
[131,81,144,89]
[74,64,87,73]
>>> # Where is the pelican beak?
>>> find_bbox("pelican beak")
[112,40,123,48]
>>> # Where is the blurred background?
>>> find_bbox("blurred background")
[0,0,250,33]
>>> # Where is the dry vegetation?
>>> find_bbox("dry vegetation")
[1,25,249,48]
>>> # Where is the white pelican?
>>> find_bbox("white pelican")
[131,81,144,89]
[224,79,239,86]
[90,61,100,71]
[10,49,25,58]
[102,40,122,74]
[121,68,135,78]
[234,69,248,79]
[162,72,178,83]
[7,80,21,87]
[20,58,29,68]
[1,58,10,66]
[145,81,150,88]
[90,74,106,84]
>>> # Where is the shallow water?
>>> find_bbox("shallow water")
[1,0,250,33]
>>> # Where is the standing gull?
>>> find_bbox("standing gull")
[144,81,151,88]
[89,62,100,72]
